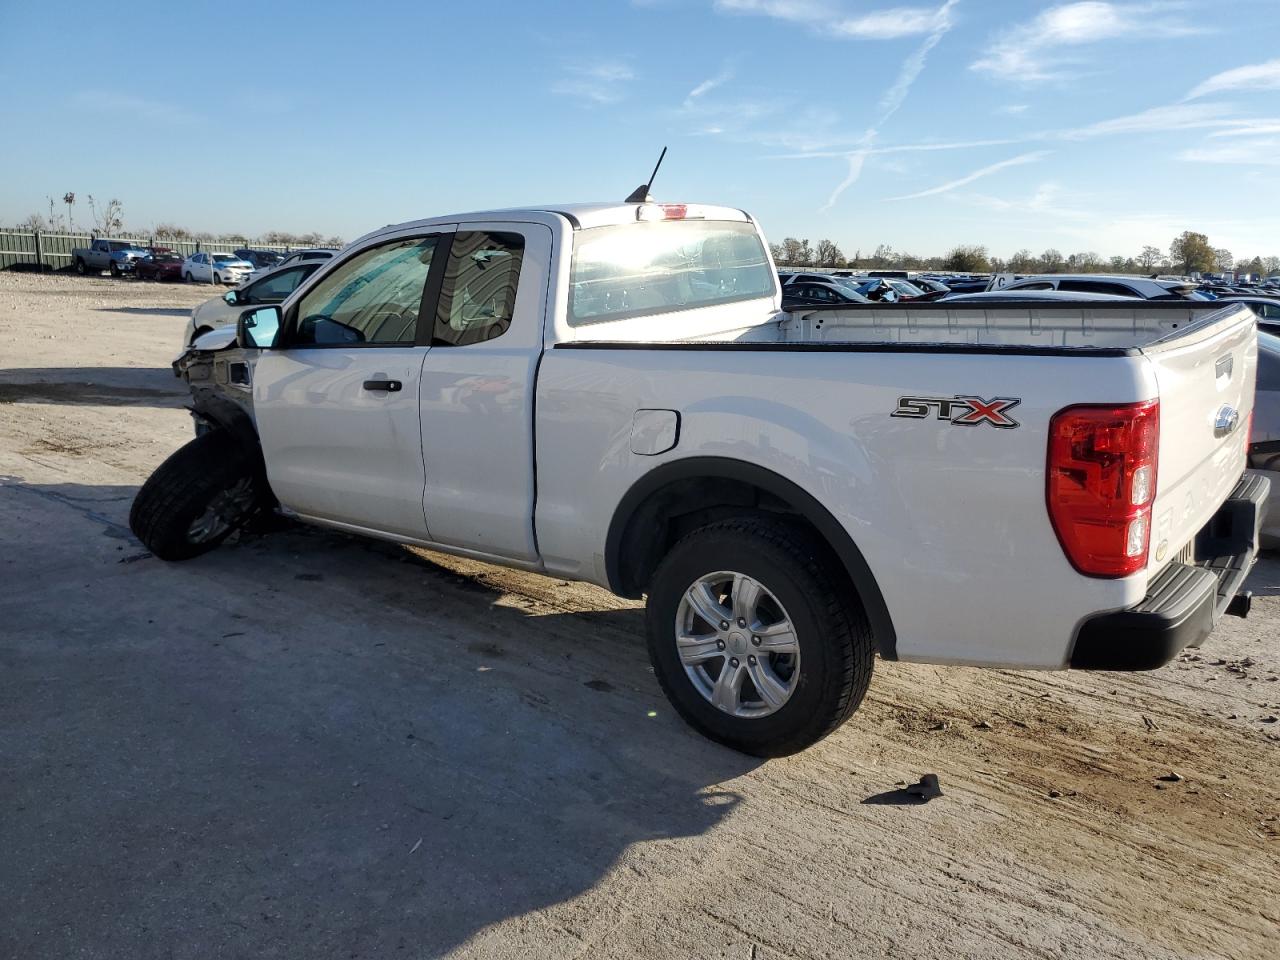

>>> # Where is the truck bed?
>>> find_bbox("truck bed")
[776,299,1249,353]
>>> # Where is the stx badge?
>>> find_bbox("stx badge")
[892,395,1022,429]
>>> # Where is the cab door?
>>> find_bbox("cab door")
[250,227,455,539]
[417,222,552,561]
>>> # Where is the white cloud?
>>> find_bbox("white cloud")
[971,2,1201,83]
[996,104,1029,115]
[1186,59,1280,99]
[883,151,1051,201]
[712,0,834,21]
[835,5,953,39]
[878,0,958,119]
[714,0,955,39]
[1057,102,1233,139]
[686,64,735,103]
[1210,121,1280,138]
[552,61,635,104]
[818,0,958,209]
[1179,139,1280,166]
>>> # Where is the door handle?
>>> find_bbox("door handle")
[362,379,402,393]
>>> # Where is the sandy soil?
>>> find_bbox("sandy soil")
[1,272,1277,960]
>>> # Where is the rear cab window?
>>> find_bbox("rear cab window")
[568,219,775,326]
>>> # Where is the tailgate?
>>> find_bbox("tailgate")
[1144,304,1257,574]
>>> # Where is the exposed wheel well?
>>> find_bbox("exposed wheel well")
[606,457,897,659]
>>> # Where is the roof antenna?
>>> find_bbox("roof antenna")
[625,146,667,203]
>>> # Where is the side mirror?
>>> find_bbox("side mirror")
[237,305,282,350]
[223,290,239,305]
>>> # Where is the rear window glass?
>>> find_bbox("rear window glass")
[568,220,775,325]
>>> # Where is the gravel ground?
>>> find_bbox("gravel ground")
[1,272,1277,960]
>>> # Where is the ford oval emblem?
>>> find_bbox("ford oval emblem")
[1214,404,1240,438]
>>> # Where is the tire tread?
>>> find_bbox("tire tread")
[647,517,875,756]
[129,430,257,561]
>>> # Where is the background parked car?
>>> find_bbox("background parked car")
[845,278,901,302]
[940,276,991,293]
[1214,296,1280,335]
[780,279,870,307]
[1249,331,1280,549]
[185,259,325,343]
[134,248,185,281]
[183,252,254,285]
[72,239,149,277]
[907,277,951,294]
[249,248,336,280]
[1001,274,1205,300]
[940,290,1138,303]
[234,248,285,271]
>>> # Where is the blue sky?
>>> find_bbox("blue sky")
[1,0,1277,260]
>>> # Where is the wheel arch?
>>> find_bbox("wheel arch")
[605,456,897,659]
[187,387,274,501]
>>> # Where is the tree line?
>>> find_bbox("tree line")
[7,196,345,249]
[770,232,1279,277]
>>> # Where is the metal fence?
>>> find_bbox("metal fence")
[0,230,312,271]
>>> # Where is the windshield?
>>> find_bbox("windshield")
[213,254,241,263]
[109,241,141,251]
[569,219,775,325]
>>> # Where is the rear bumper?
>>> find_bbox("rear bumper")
[1069,472,1270,670]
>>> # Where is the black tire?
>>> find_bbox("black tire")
[183,271,193,282]
[110,262,121,277]
[213,272,222,285]
[129,430,262,561]
[645,518,874,757]
[75,258,87,275]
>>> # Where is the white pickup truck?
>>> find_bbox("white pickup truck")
[134,200,1268,756]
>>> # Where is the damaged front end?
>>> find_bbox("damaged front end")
[172,332,257,439]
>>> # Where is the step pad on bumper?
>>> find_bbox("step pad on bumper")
[1069,473,1270,671]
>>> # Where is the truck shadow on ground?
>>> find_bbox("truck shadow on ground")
[93,305,194,317]
[0,367,187,407]
[1,482,760,958]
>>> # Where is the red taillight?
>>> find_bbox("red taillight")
[1047,400,1159,578]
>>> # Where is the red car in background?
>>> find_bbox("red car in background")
[134,248,185,281]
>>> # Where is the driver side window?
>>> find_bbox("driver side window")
[246,265,314,304]
[291,236,439,346]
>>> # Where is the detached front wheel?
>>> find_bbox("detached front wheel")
[646,519,874,757]
[129,430,262,561]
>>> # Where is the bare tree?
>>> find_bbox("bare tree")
[871,243,895,267]
[155,223,193,240]
[1263,256,1280,274]
[1138,245,1162,271]
[815,238,844,268]
[775,237,812,266]
[87,195,124,237]
[1008,249,1036,272]
[18,213,48,233]
[1039,248,1064,272]
[1213,247,1234,272]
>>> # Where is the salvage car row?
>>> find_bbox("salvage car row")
[70,238,336,284]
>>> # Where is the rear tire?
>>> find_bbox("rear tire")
[645,518,874,757]
[75,258,87,275]
[183,271,193,282]
[129,430,262,561]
